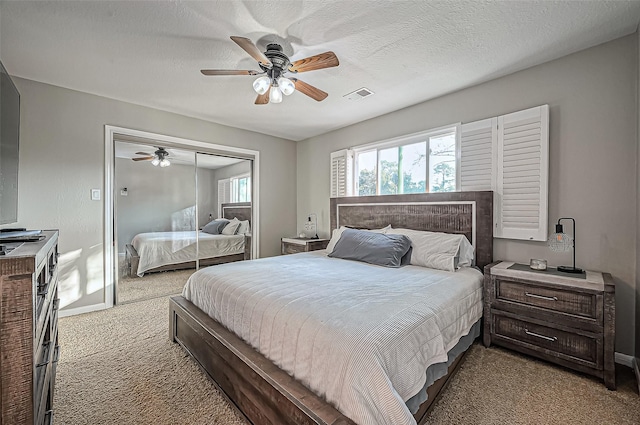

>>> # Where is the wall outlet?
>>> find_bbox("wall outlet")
[91,189,101,201]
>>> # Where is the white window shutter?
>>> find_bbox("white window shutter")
[459,118,497,191]
[496,105,549,241]
[217,178,231,217]
[330,149,353,197]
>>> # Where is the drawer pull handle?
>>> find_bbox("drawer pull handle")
[525,292,558,301]
[524,329,558,342]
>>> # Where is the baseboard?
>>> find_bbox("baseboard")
[59,302,109,318]
[634,357,640,394]
[614,352,634,367]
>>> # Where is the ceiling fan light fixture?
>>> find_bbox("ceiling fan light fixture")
[151,158,160,166]
[160,158,170,167]
[278,77,295,96]
[253,75,271,95]
[269,85,283,103]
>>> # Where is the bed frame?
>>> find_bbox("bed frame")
[169,192,493,424]
[126,202,251,277]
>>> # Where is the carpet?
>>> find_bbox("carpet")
[117,269,195,304]
[55,271,640,425]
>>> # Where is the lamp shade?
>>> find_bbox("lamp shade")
[252,76,271,95]
[278,77,295,95]
[548,228,573,252]
[269,85,283,103]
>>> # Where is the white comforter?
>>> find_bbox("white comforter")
[131,231,243,276]
[182,251,483,425]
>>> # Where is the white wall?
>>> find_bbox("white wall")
[297,35,638,356]
[7,77,296,312]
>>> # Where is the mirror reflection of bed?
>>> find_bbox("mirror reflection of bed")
[114,140,253,305]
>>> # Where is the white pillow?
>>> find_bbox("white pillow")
[236,219,250,235]
[387,228,474,272]
[221,219,241,235]
[326,225,391,254]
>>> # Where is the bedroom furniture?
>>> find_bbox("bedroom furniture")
[280,237,329,255]
[0,230,59,425]
[244,234,252,260]
[169,191,493,425]
[125,202,251,277]
[483,261,615,390]
[548,217,583,273]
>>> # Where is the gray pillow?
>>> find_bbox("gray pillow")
[328,228,412,268]
[202,219,229,235]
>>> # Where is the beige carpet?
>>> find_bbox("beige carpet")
[117,269,195,304]
[56,273,640,425]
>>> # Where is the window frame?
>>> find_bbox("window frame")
[351,123,461,196]
[230,173,251,203]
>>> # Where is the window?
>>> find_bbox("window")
[353,126,458,196]
[231,175,251,202]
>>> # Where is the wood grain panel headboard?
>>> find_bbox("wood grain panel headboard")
[221,202,252,222]
[330,192,493,269]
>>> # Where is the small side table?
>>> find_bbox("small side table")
[281,237,329,255]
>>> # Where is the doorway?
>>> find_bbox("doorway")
[104,126,260,309]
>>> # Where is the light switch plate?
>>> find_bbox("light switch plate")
[91,189,101,201]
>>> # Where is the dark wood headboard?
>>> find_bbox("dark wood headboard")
[221,202,252,222]
[330,192,493,269]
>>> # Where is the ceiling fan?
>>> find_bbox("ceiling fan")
[132,147,171,167]
[201,36,339,104]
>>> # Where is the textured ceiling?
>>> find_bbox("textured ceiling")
[2,1,639,141]
[114,141,245,169]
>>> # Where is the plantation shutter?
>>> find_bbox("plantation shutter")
[330,149,353,197]
[217,178,231,217]
[459,118,497,191]
[496,105,549,241]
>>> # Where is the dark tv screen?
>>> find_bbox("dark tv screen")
[0,60,20,225]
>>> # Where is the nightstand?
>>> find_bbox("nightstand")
[483,261,616,390]
[281,237,329,255]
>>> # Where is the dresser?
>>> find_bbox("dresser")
[0,230,60,424]
[483,261,615,389]
[281,237,329,255]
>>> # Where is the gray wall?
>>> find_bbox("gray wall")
[210,160,252,218]
[115,157,218,253]
[297,35,638,356]
[5,77,296,312]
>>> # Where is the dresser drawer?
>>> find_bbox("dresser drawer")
[281,242,306,255]
[496,278,598,319]
[492,312,600,366]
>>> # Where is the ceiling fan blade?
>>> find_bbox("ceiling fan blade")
[292,78,328,101]
[255,89,270,105]
[201,69,262,76]
[132,156,154,161]
[230,36,272,68]
[135,152,152,156]
[289,52,339,73]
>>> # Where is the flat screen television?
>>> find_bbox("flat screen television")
[0,59,20,225]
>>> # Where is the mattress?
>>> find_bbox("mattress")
[182,250,483,425]
[131,231,243,277]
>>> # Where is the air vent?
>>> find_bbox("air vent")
[343,87,374,101]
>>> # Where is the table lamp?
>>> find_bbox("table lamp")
[548,217,583,274]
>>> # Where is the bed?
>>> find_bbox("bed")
[169,192,493,425]
[126,202,251,277]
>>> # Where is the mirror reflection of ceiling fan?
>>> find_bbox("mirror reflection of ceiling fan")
[132,147,171,167]
[201,36,339,104]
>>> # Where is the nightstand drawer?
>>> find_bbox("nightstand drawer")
[282,243,306,255]
[493,312,600,366]
[496,279,597,319]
